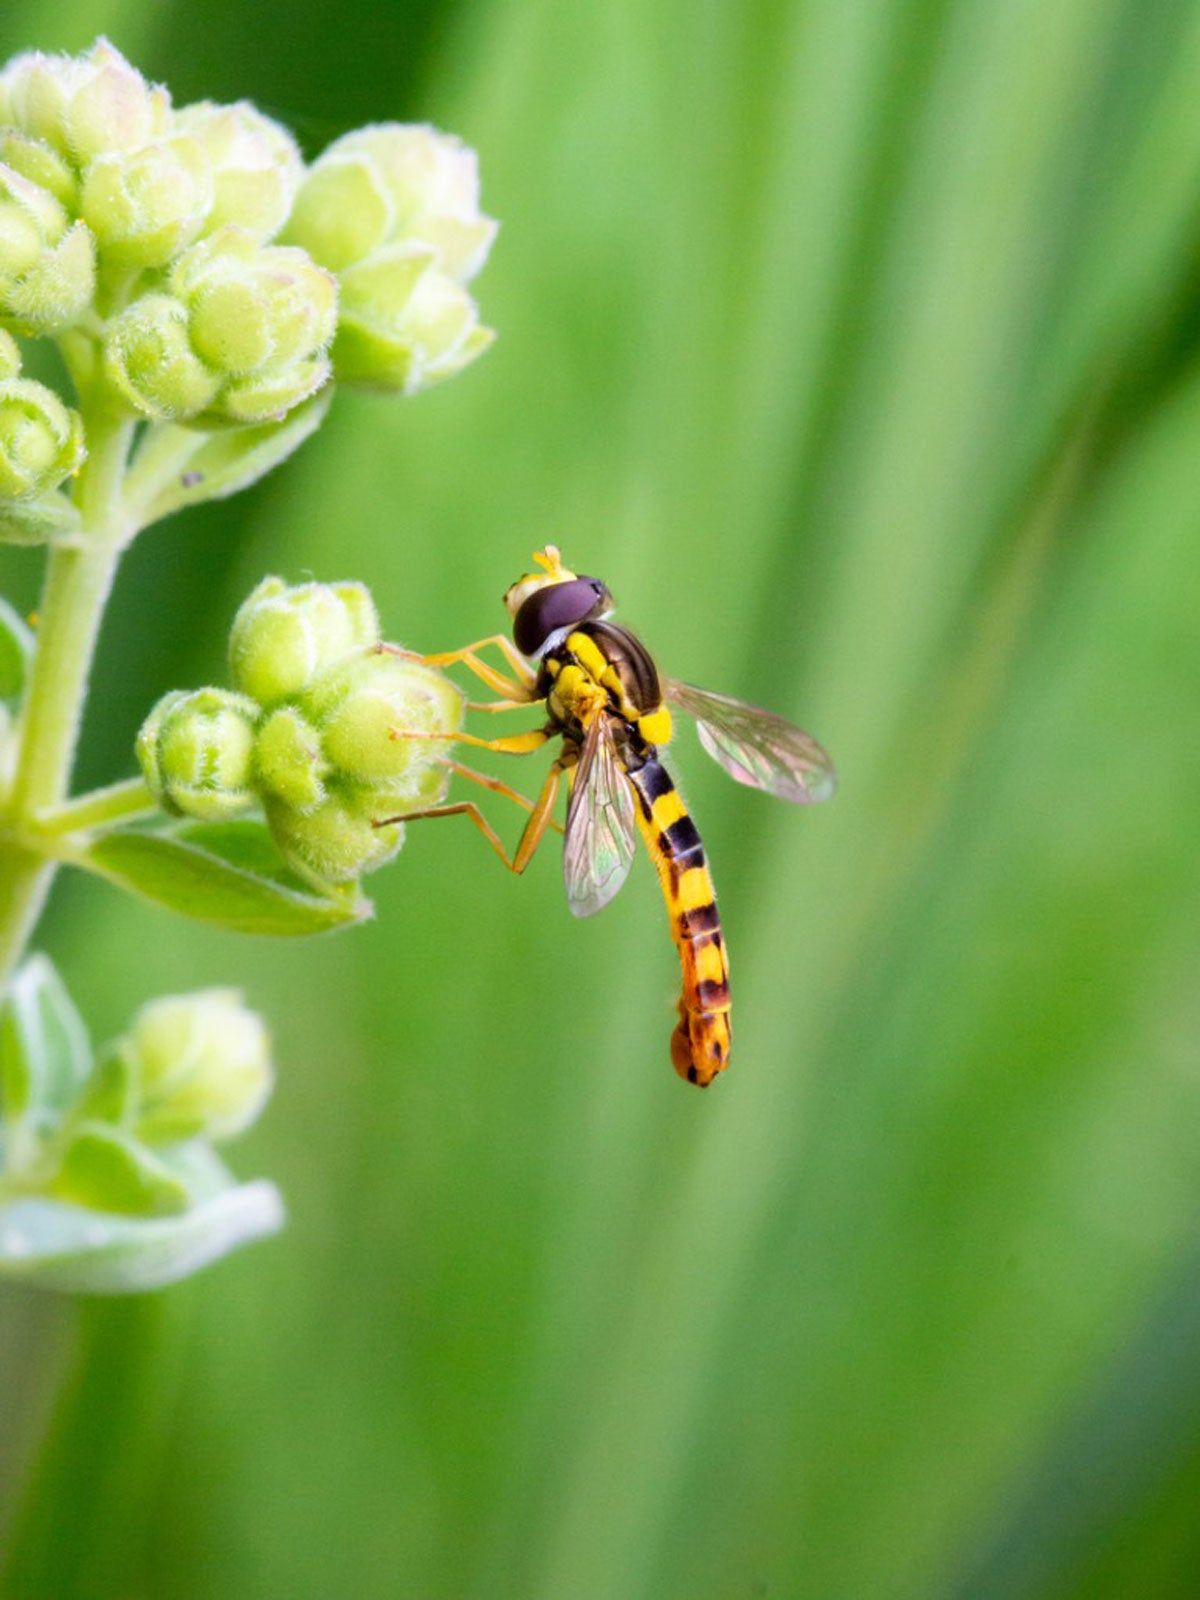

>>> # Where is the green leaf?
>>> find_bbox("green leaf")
[49,1123,189,1217]
[0,1175,284,1293]
[0,492,81,546]
[0,593,33,699]
[0,954,91,1123]
[138,390,333,526]
[78,818,371,936]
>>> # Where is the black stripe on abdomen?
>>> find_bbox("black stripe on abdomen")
[662,814,703,859]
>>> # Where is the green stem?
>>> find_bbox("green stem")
[31,777,156,839]
[121,424,203,522]
[0,412,135,989]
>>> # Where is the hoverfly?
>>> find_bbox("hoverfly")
[387,547,835,1086]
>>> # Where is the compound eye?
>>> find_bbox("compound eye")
[513,577,607,655]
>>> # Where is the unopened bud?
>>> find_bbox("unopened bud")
[175,100,302,241]
[136,686,259,821]
[103,293,220,420]
[0,378,84,499]
[0,40,170,166]
[285,123,496,282]
[299,646,463,790]
[228,576,378,708]
[0,130,77,208]
[81,134,213,268]
[283,122,495,396]
[168,229,336,424]
[335,247,492,394]
[123,988,272,1144]
[0,163,95,330]
[266,792,404,885]
[253,704,329,812]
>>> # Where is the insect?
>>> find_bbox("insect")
[386,547,835,1086]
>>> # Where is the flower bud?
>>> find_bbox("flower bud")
[335,247,493,394]
[253,705,329,813]
[81,134,213,268]
[168,229,336,423]
[266,793,404,885]
[136,686,259,821]
[214,354,331,425]
[0,378,85,499]
[175,100,302,241]
[0,130,77,208]
[122,988,272,1144]
[283,123,495,395]
[285,123,496,282]
[299,647,463,792]
[228,576,379,708]
[103,293,220,420]
[0,163,95,330]
[0,41,170,166]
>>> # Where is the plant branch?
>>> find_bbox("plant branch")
[0,408,136,987]
[32,777,157,839]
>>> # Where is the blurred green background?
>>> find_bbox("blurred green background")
[3,0,1200,1595]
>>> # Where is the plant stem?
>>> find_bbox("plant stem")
[31,777,157,839]
[0,412,134,989]
[121,423,203,522]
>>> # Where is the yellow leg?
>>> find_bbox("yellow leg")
[391,725,552,756]
[465,698,537,714]
[390,635,538,698]
[386,762,564,873]
[446,759,564,835]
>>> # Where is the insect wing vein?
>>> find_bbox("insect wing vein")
[563,717,637,918]
[665,679,836,804]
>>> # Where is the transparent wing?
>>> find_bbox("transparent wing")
[665,679,836,804]
[563,716,638,918]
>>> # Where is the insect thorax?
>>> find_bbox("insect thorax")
[540,622,672,752]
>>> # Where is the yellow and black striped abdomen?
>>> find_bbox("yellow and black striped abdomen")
[627,757,732,1086]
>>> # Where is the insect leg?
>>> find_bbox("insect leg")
[393,635,538,697]
[385,802,523,870]
[444,759,564,835]
[513,761,564,870]
[391,726,552,756]
[383,762,564,873]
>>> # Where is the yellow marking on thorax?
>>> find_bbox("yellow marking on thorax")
[547,659,605,727]
[560,629,673,744]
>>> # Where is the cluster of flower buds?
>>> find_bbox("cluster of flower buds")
[137,577,463,884]
[104,229,337,424]
[0,39,496,433]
